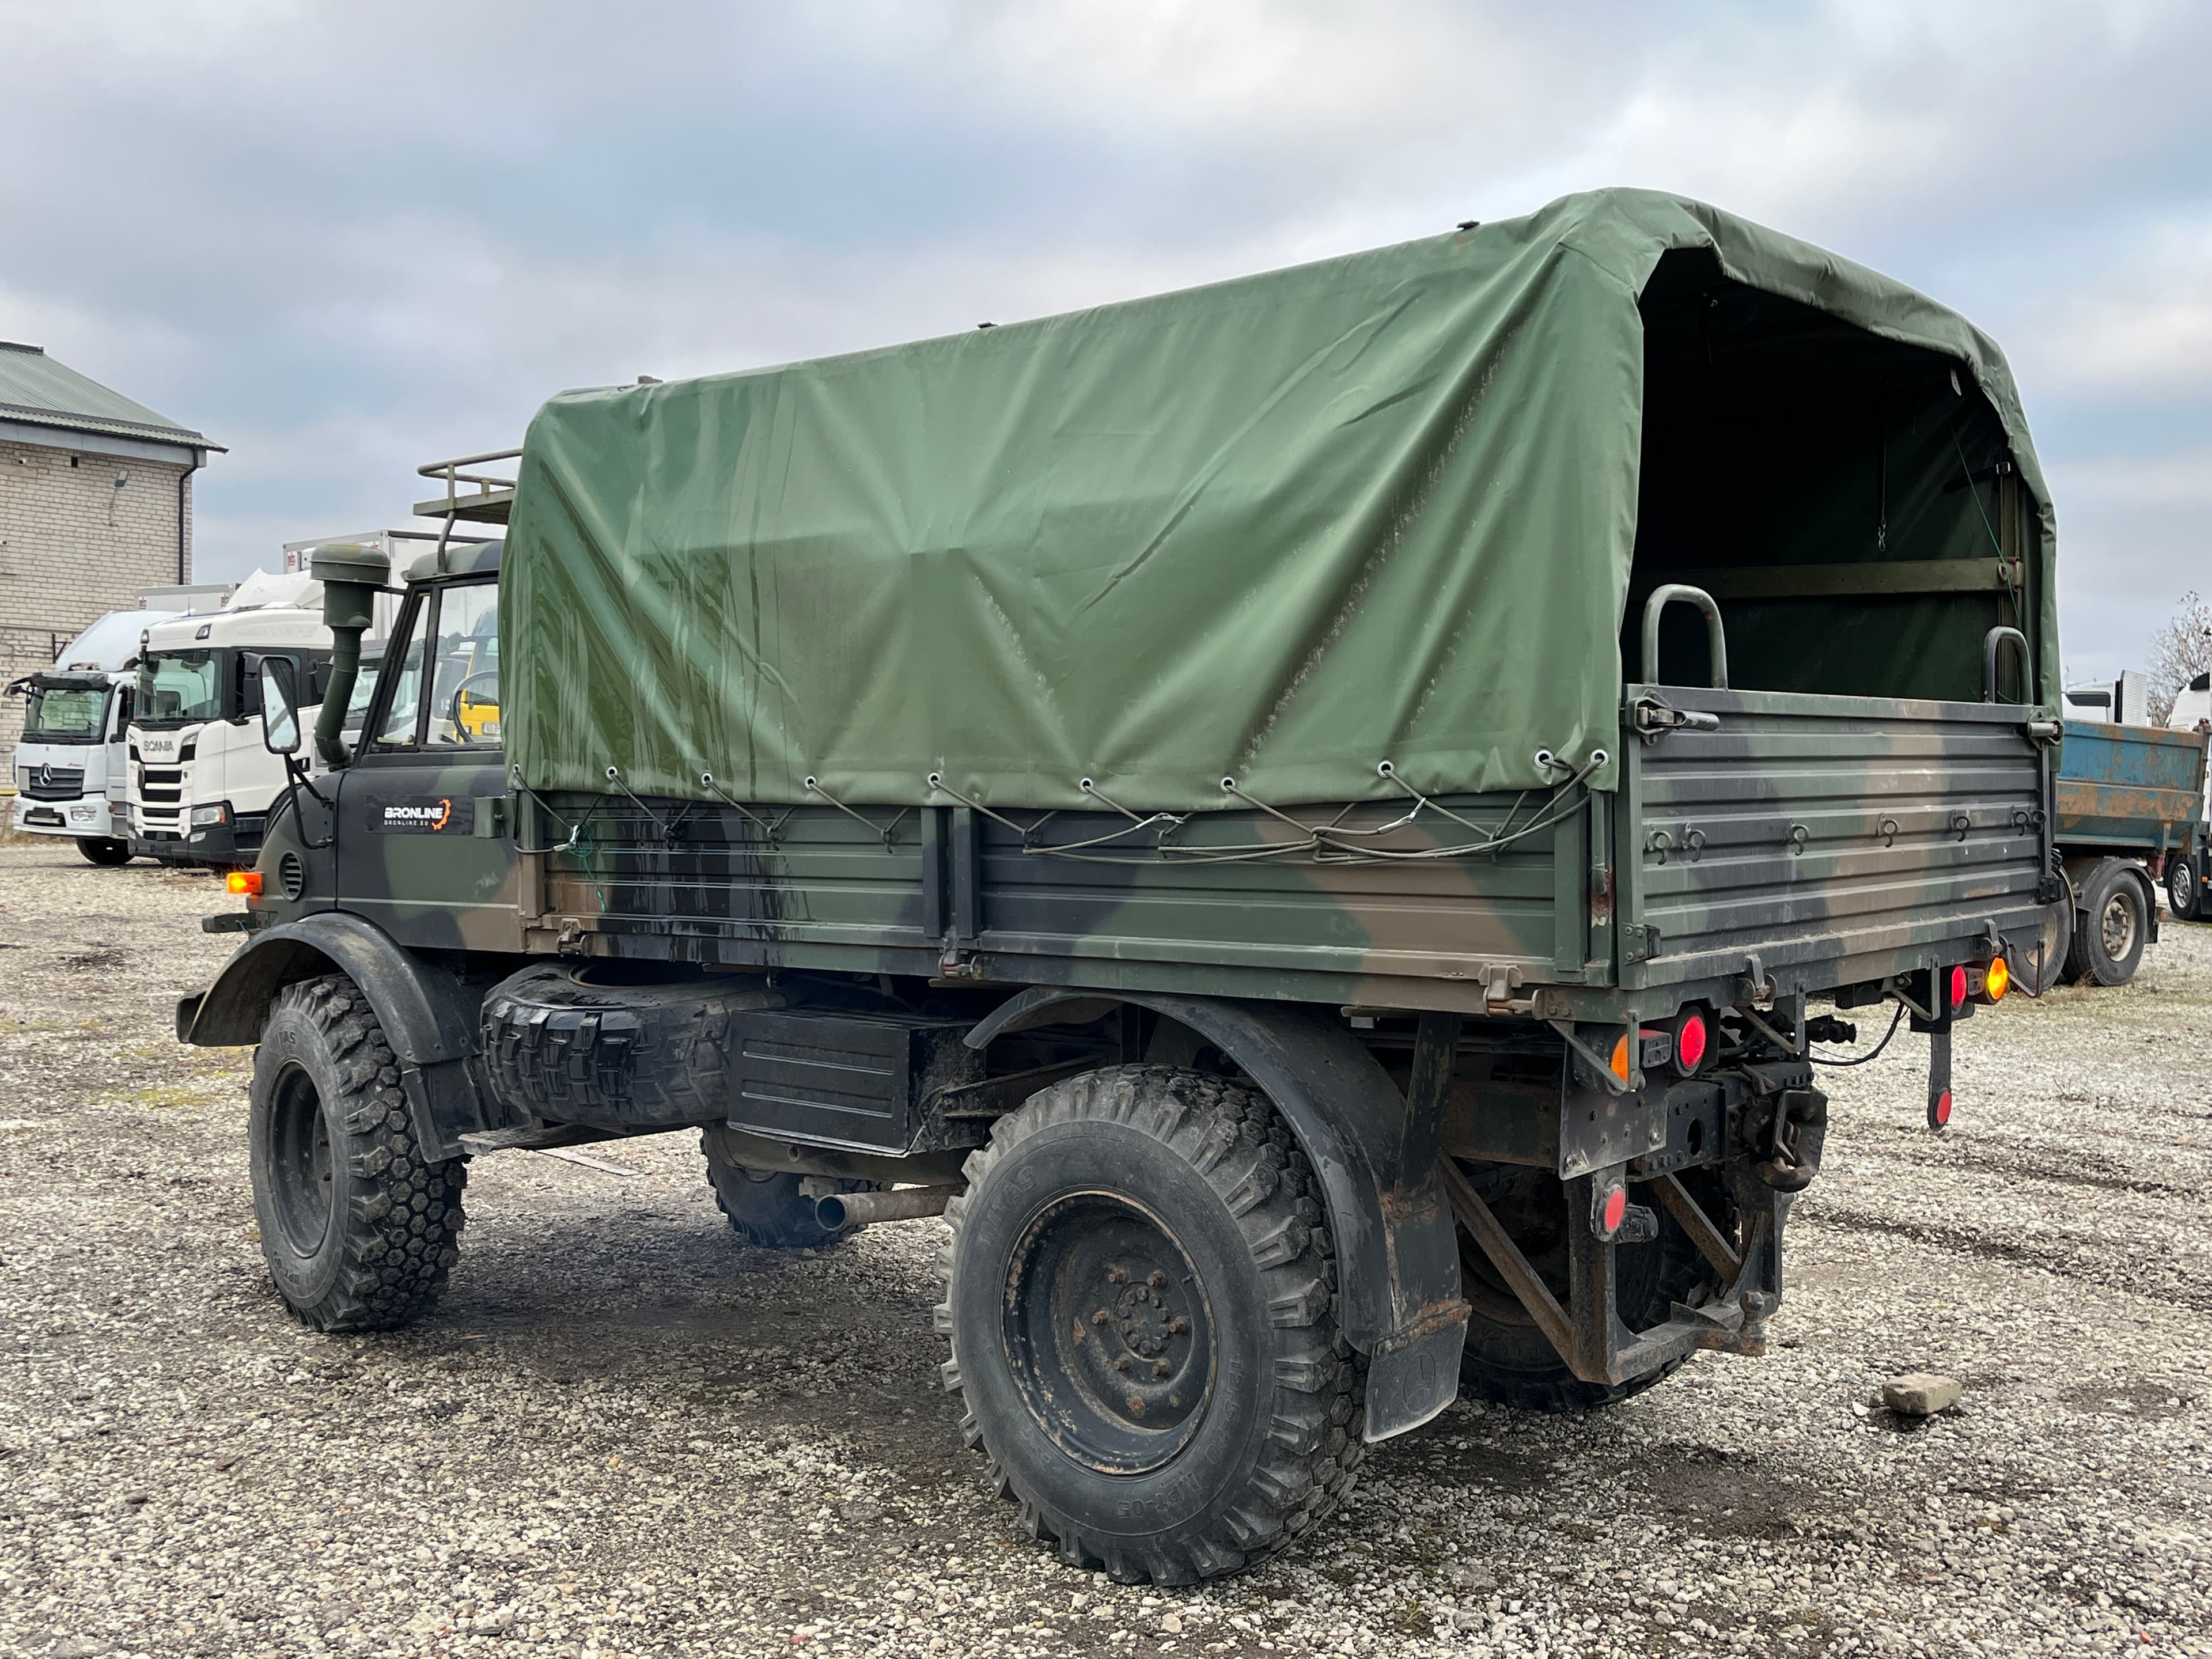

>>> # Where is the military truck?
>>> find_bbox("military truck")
[179,190,2066,1586]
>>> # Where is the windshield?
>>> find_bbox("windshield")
[23,683,111,745]
[137,650,225,728]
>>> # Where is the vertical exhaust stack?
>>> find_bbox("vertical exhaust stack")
[308,542,391,767]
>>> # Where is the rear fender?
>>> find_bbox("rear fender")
[965,988,1468,1442]
[177,914,494,1161]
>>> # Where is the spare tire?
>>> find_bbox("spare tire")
[480,964,782,1128]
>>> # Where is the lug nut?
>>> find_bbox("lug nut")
[1105,1266,1128,1284]
[1092,1308,1112,1325]
[1153,1359,1172,1378]
[1168,1316,1190,1334]
[1113,1355,1132,1373]
[1146,1271,1166,1289]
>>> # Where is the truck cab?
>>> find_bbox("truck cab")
[10,669,135,861]
[7,608,179,863]
[128,600,335,868]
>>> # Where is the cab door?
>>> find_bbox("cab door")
[334,577,522,951]
[99,683,132,820]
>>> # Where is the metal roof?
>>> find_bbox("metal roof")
[0,340,221,452]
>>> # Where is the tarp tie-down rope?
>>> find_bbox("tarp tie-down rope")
[918,759,1602,867]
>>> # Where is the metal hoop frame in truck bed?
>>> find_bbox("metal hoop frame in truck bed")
[178,187,2066,1586]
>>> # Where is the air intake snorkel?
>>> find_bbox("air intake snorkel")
[309,541,391,767]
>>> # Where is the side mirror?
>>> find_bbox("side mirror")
[260,658,302,755]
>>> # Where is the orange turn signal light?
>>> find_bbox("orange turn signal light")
[226,870,262,897]
[1609,1033,1632,1084]
[1983,954,2009,1002]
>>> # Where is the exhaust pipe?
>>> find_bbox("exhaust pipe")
[817,1185,962,1230]
[308,541,392,767]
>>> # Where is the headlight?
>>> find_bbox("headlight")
[191,804,228,827]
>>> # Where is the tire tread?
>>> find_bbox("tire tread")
[937,1065,1366,1586]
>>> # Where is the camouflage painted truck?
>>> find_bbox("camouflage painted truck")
[179,190,2069,1586]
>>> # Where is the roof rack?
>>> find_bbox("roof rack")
[415,446,520,525]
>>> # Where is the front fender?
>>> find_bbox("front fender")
[176,914,495,1162]
[179,912,475,1062]
[966,988,1468,1442]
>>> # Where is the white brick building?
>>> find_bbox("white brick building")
[1,342,219,753]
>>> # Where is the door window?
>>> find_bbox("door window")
[370,599,431,751]
[367,579,501,751]
[426,582,501,748]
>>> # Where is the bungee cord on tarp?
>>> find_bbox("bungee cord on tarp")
[515,744,1605,875]
[921,749,1605,867]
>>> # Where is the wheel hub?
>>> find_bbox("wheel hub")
[2102,893,2137,960]
[1001,1194,1216,1474]
[268,1062,335,1256]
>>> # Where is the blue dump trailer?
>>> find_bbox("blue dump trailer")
[2053,719,2209,984]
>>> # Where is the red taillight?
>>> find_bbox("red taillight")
[1931,1089,1953,1128]
[1600,1183,1627,1234]
[1949,965,1969,1010]
[1675,1009,1709,1074]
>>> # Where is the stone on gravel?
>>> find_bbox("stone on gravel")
[1883,1371,1964,1415]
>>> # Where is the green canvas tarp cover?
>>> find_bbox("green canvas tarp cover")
[503,186,2055,811]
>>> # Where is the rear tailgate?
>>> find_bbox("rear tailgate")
[1617,684,2054,993]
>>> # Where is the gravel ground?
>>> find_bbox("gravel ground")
[1,835,2206,1659]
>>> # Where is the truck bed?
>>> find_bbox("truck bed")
[2054,718,2206,856]
[530,687,2054,1017]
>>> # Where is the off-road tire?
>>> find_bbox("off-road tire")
[480,965,779,1128]
[1453,1164,1728,1412]
[74,836,131,866]
[2065,859,2149,987]
[699,1132,872,1249]
[248,974,467,1332]
[2168,857,2201,923]
[938,1066,1365,1586]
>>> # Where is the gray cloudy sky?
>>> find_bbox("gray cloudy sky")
[3,1,2205,680]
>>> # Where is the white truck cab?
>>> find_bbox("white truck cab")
[127,574,336,868]
[7,608,180,863]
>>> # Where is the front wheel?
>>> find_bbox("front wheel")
[939,1066,1365,1586]
[75,836,131,866]
[248,975,467,1331]
[2169,857,2202,923]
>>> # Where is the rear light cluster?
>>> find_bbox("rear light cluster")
[1607,1003,1714,1084]
[1948,958,2010,1009]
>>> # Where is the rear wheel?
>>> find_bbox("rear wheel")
[2065,859,2149,987]
[2169,857,2201,923]
[699,1132,871,1249]
[939,1066,1364,1585]
[1453,1164,1729,1411]
[248,975,467,1331]
[74,836,131,866]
